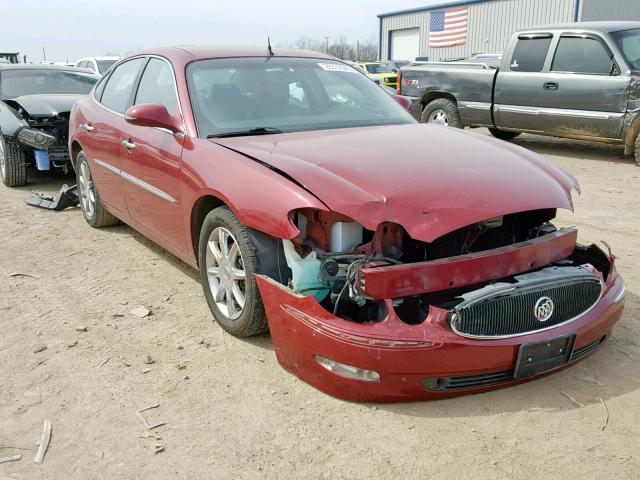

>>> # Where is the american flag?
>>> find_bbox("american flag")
[428,6,468,48]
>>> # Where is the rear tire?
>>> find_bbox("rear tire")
[489,128,522,141]
[421,98,462,128]
[199,206,269,337]
[76,151,119,227]
[0,135,27,187]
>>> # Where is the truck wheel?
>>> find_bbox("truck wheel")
[489,128,522,141]
[0,135,27,187]
[635,133,640,166]
[421,98,462,128]
[76,151,119,227]
[199,206,269,337]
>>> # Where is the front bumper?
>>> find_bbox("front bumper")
[256,268,625,403]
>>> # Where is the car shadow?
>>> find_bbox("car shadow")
[506,133,633,164]
[110,223,201,282]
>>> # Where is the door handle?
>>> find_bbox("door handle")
[82,123,95,132]
[122,139,136,150]
[543,82,559,91]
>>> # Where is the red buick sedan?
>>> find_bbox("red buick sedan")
[68,47,626,402]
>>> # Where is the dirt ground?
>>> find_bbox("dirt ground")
[1,130,639,480]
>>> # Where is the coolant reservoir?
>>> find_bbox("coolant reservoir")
[282,240,329,301]
[330,222,363,252]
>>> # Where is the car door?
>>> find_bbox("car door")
[536,33,630,139]
[120,57,187,251]
[81,57,146,214]
[493,33,554,133]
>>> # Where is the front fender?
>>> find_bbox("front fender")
[623,75,640,155]
[181,139,327,246]
[0,101,28,137]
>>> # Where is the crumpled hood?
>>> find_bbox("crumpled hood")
[213,124,579,242]
[3,94,83,116]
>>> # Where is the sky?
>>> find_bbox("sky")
[2,0,439,62]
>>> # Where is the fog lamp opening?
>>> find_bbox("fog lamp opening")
[314,356,380,382]
[614,281,626,303]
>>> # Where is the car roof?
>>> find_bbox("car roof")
[0,64,94,72]
[128,46,336,62]
[517,21,640,34]
[76,56,121,61]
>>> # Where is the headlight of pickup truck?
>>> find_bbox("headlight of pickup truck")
[17,128,56,150]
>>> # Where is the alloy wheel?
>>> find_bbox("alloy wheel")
[205,227,247,320]
[429,110,449,126]
[78,160,96,218]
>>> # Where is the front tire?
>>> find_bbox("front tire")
[76,151,119,227]
[421,98,462,128]
[0,135,27,187]
[489,128,522,141]
[199,206,268,337]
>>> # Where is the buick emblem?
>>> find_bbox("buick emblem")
[534,297,554,322]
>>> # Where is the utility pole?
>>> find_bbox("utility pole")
[42,47,46,61]
[323,36,330,53]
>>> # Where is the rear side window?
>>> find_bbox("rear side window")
[552,36,614,75]
[100,58,145,114]
[93,72,109,100]
[510,36,553,72]
[134,58,179,116]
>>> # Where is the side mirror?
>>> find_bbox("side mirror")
[125,103,183,134]
[393,94,412,112]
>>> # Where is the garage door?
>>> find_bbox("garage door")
[390,28,420,61]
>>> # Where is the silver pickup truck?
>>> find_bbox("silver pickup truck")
[399,21,640,164]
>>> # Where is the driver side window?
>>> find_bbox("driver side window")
[552,36,615,75]
[134,58,179,117]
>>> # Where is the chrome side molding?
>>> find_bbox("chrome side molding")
[94,159,176,204]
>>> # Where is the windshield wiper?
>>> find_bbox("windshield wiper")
[207,127,284,139]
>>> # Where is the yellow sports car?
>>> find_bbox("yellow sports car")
[356,62,398,87]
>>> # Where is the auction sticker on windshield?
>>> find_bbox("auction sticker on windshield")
[317,63,357,72]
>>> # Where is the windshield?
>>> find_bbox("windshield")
[0,69,97,99]
[187,57,414,138]
[364,63,396,74]
[612,28,640,70]
[97,60,117,74]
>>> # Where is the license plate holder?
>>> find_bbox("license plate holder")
[514,334,576,379]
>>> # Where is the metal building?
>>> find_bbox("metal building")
[378,0,640,61]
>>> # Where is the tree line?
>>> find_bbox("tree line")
[278,35,378,62]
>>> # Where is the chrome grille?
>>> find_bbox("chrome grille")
[450,267,603,338]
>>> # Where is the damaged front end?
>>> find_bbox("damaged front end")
[255,208,626,402]
[3,97,76,173]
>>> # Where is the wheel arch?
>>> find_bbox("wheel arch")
[70,140,83,171]
[190,194,227,265]
[189,192,293,286]
[624,114,640,156]
[421,91,458,110]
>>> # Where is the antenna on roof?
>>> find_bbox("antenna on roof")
[267,37,274,56]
